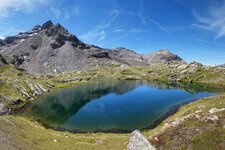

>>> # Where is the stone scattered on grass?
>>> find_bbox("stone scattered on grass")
[206,115,219,123]
[209,107,225,114]
[127,130,155,150]
[198,105,206,109]
[195,110,203,113]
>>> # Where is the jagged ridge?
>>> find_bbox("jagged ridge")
[0,20,185,75]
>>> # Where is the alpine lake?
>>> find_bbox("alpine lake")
[22,79,218,133]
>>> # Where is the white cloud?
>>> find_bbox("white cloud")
[114,28,124,32]
[72,5,81,16]
[64,10,70,20]
[138,0,169,33]
[50,7,61,19]
[130,28,147,33]
[196,38,225,47]
[193,2,225,40]
[138,0,147,24]
[79,9,120,44]
[0,0,50,18]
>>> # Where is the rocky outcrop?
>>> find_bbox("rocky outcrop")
[0,21,186,75]
[109,47,148,66]
[0,25,41,47]
[209,107,225,114]
[127,130,155,150]
[26,81,48,97]
[1,21,122,75]
[0,54,8,67]
[143,50,185,64]
[180,62,203,74]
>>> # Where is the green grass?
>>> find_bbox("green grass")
[0,63,225,149]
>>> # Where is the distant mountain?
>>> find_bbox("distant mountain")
[217,64,225,68]
[143,50,185,64]
[109,47,148,66]
[0,25,41,47]
[0,20,185,75]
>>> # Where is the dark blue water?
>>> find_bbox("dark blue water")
[24,80,216,132]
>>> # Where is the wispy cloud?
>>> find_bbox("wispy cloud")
[0,0,50,18]
[196,38,225,47]
[79,9,120,44]
[138,0,148,24]
[138,0,169,33]
[72,5,81,16]
[114,28,124,33]
[0,24,23,39]
[148,19,170,33]
[130,28,147,33]
[50,7,61,19]
[193,2,225,40]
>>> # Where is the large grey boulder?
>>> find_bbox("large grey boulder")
[127,130,155,150]
[209,107,225,114]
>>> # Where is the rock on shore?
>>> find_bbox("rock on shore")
[127,130,155,150]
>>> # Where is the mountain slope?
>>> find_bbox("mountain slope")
[0,54,7,67]
[0,21,185,75]
[109,47,148,66]
[1,21,124,75]
[143,50,185,64]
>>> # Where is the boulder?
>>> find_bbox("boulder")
[209,107,225,114]
[127,130,155,150]
[206,115,219,123]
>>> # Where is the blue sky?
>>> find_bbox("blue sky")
[0,0,225,65]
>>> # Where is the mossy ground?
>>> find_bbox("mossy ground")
[0,93,224,149]
[0,64,225,149]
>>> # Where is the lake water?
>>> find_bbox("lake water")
[24,80,216,132]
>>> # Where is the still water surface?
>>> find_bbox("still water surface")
[24,80,216,132]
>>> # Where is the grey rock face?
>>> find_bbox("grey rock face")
[0,39,6,46]
[41,20,54,30]
[110,47,148,66]
[127,130,155,150]
[218,64,225,68]
[209,107,225,114]
[0,54,8,67]
[0,24,41,47]
[143,50,185,64]
[0,21,186,75]
[1,21,124,75]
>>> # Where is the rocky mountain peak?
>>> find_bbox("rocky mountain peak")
[0,39,5,46]
[41,20,54,30]
[32,25,41,32]
[0,20,186,75]
[0,24,42,46]
[42,21,81,49]
[143,50,185,64]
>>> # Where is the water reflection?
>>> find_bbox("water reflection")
[24,79,216,132]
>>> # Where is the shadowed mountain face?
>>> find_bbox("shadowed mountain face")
[0,20,185,75]
[0,54,7,67]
